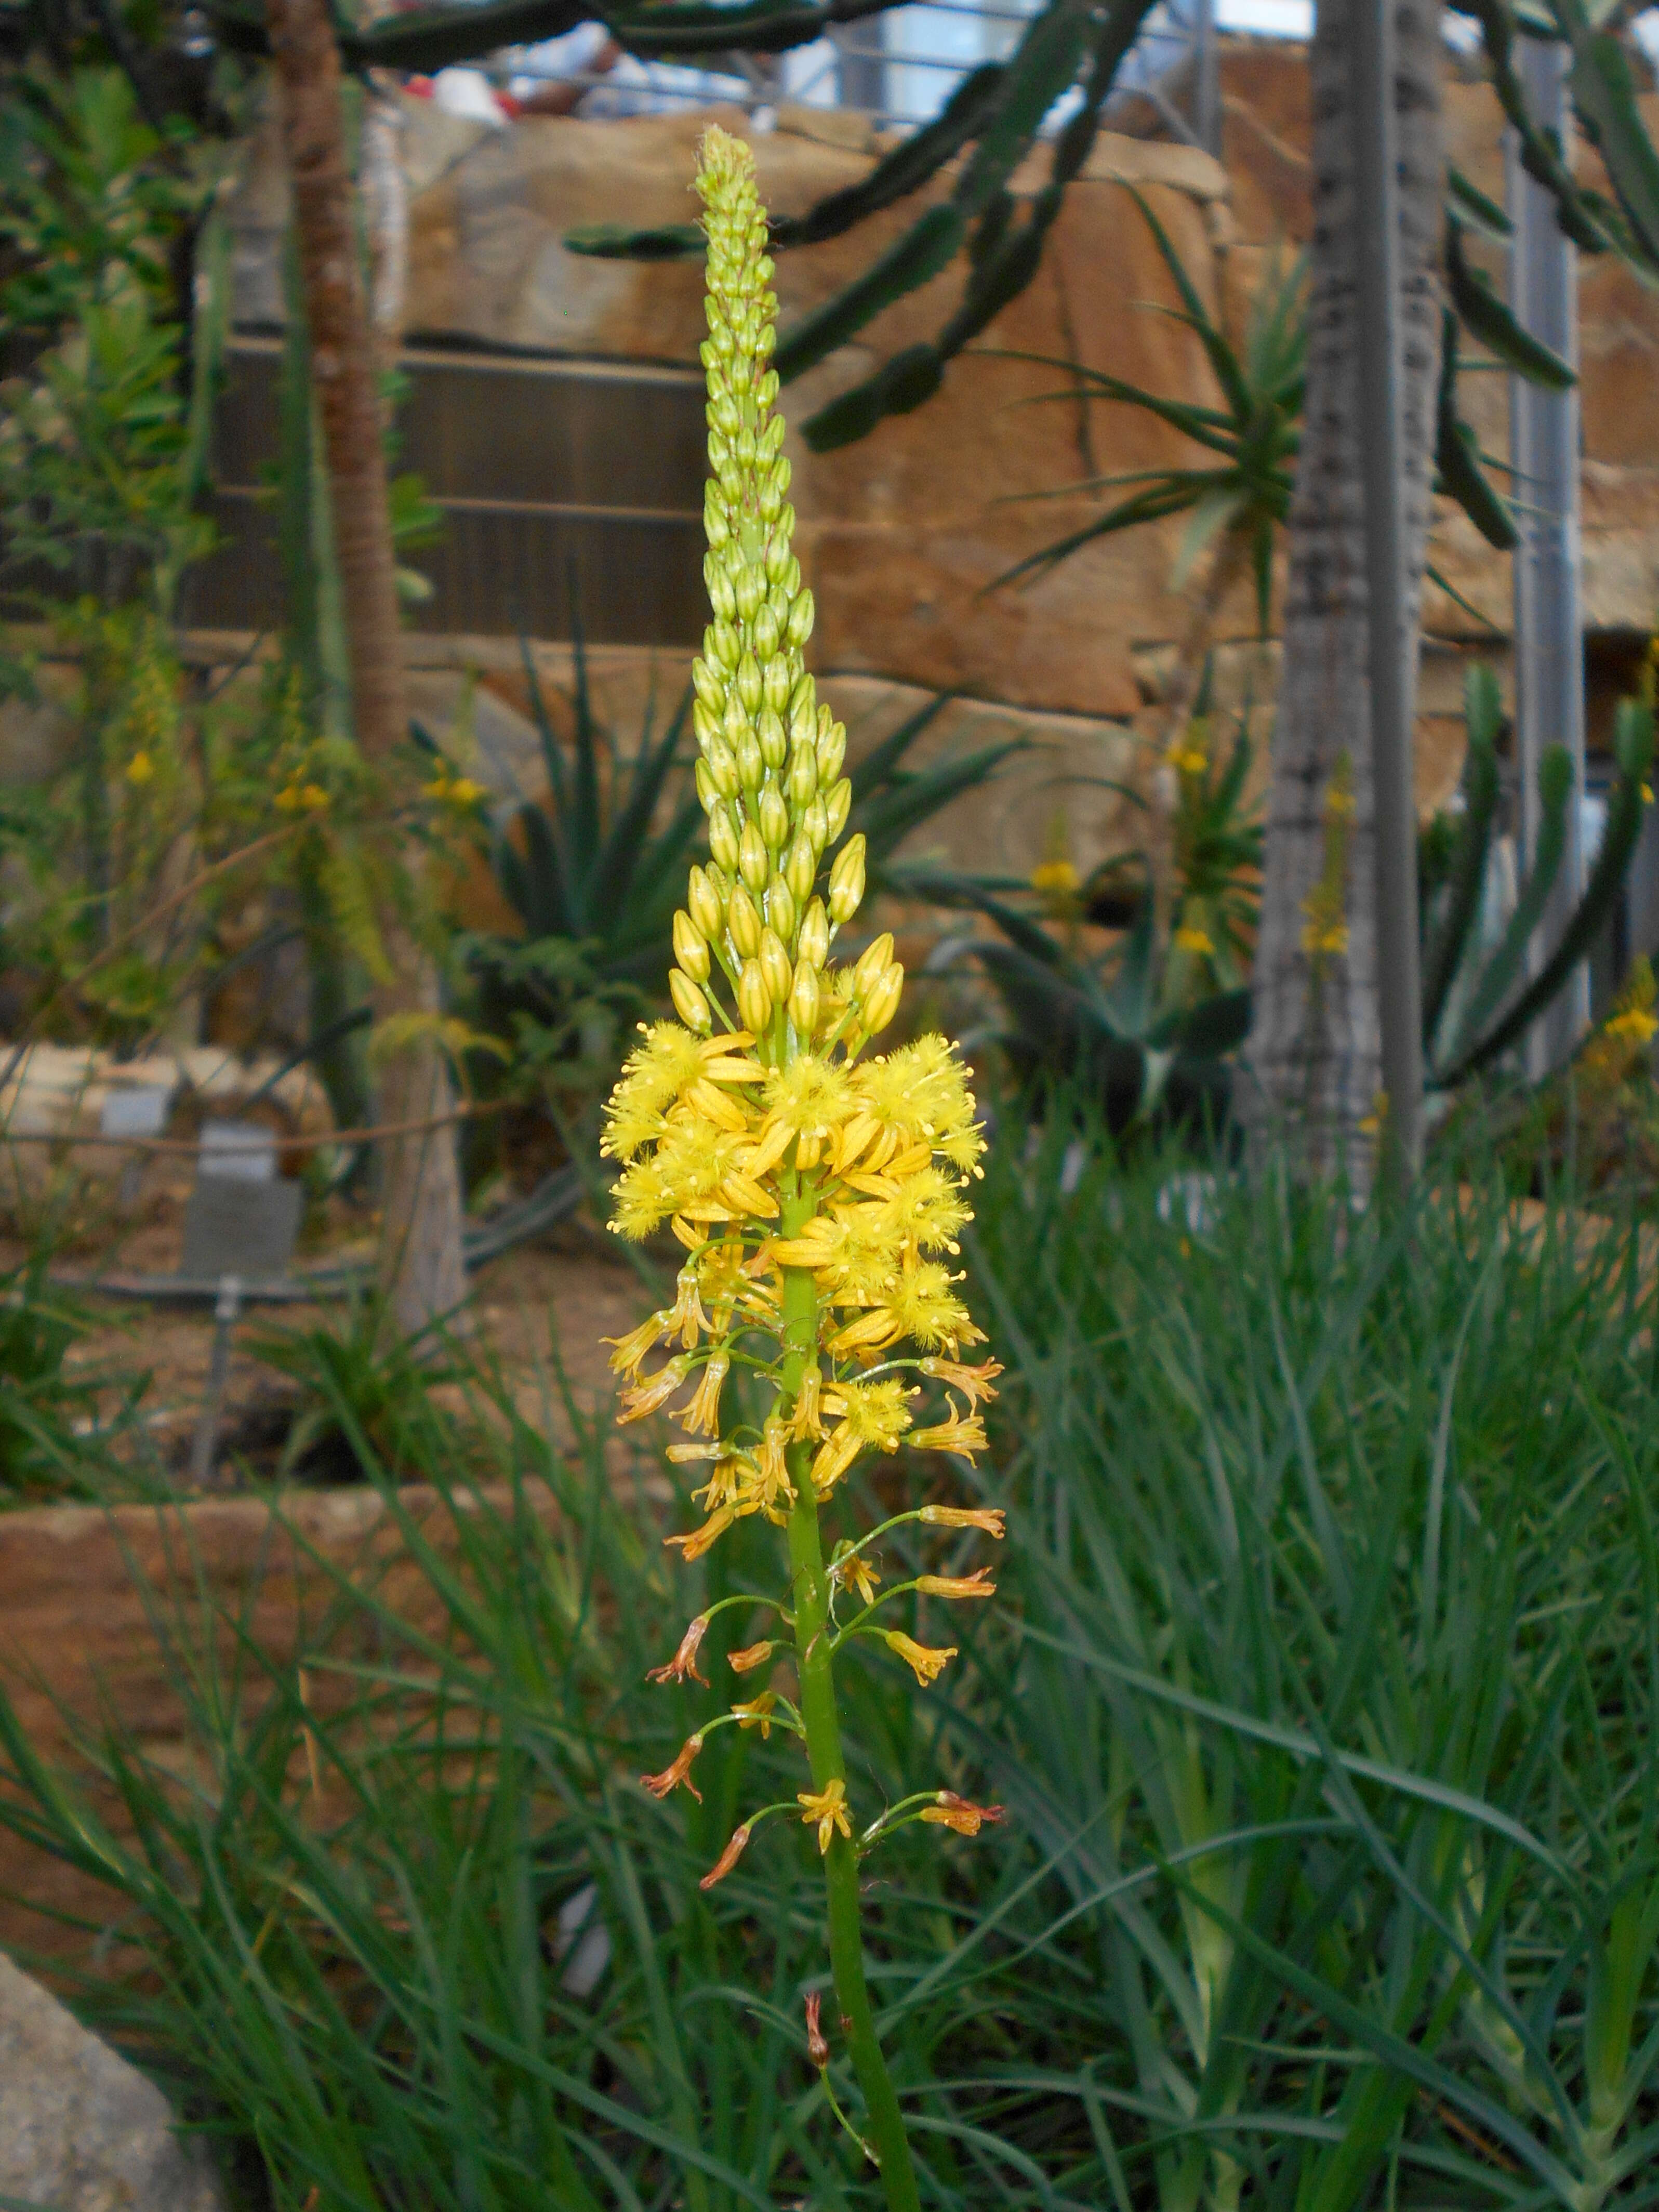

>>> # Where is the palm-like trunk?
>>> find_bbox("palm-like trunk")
[1242,0,1444,1169]
[267,0,465,1335]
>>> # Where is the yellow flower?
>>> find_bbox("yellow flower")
[883,1631,957,1686]
[1029,858,1079,897]
[1173,923,1214,957]
[125,749,156,787]
[799,1777,853,1855]
[734,1693,778,1738]
[1606,1005,1658,1048]
[299,783,330,812]
[681,1352,731,1437]
[830,1549,881,1608]
[920,1503,1006,1537]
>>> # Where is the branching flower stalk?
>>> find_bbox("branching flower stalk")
[601,128,1004,2209]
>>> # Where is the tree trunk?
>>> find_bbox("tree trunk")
[267,0,466,1336]
[1241,0,1443,1171]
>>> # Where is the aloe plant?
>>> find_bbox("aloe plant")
[1423,665,1655,1087]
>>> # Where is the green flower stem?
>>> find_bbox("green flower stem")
[779,1188,921,2212]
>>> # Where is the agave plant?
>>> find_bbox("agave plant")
[1423,664,1655,1087]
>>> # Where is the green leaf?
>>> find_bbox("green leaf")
[1422,661,1503,1050]
[1558,2,1659,270]
[1446,163,1512,240]
[1435,309,1519,550]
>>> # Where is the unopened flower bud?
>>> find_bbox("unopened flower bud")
[707,735,740,800]
[816,718,846,788]
[764,527,794,582]
[727,880,762,958]
[723,696,748,750]
[703,500,729,552]
[709,803,740,874]
[786,588,815,647]
[736,727,764,792]
[687,866,723,942]
[860,962,903,1036]
[762,414,786,461]
[784,832,815,904]
[824,777,852,842]
[762,657,792,714]
[803,794,829,852]
[764,877,796,943]
[704,559,736,620]
[787,744,817,810]
[709,622,740,671]
[758,708,788,770]
[735,568,763,622]
[692,698,721,751]
[790,672,816,726]
[736,652,763,712]
[758,784,789,851]
[788,961,820,1037]
[759,928,792,1005]
[798,897,830,970]
[827,834,866,924]
[854,933,894,996]
[673,909,709,983]
[753,604,780,660]
[694,758,718,812]
[670,970,712,1033]
[738,819,769,892]
[693,660,723,711]
[737,958,773,1034]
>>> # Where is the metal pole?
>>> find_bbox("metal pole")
[1348,0,1424,1176]
[1507,35,1586,1078]
[1193,0,1220,157]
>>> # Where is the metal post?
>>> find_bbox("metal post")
[1192,0,1220,159]
[1507,36,1586,1077]
[1348,0,1424,1176]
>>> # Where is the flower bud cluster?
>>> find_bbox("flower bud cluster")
[670,127,876,1057]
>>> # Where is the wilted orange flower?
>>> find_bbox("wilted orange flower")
[919,1504,1006,1537]
[804,1989,830,2069]
[647,1614,710,1686]
[641,1733,704,1802]
[699,1823,752,1891]
[920,1791,1005,1837]
[727,1640,775,1675]
[915,1567,996,1601]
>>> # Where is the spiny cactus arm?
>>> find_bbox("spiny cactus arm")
[1459,0,1640,265]
[1442,703,1656,1084]
[1422,664,1503,1053]
[568,64,1010,264]
[799,0,1160,448]
[1435,309,1520,554]
[1549,0,1659,276]
[1446,217,1576,391]
[207,0,903,71]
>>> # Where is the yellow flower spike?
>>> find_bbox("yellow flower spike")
[883,1632,957,1686]
[606,128,999,2203]
[799,1777,853,1855]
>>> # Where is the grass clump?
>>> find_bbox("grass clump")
[0,1127,1652,2208]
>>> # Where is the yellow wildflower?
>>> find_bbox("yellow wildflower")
[915,1567,996,1600]
[799,1778,853,1855]
[1606,1005,1658,1048]
[125,749,156,787]
[734,1693,778,1738]
[883,1632,957,1686]
[1174,923,1214,957]
[1029,857,1080,897]
[727,1640,775,1675]
[920,1792,1004,1836]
